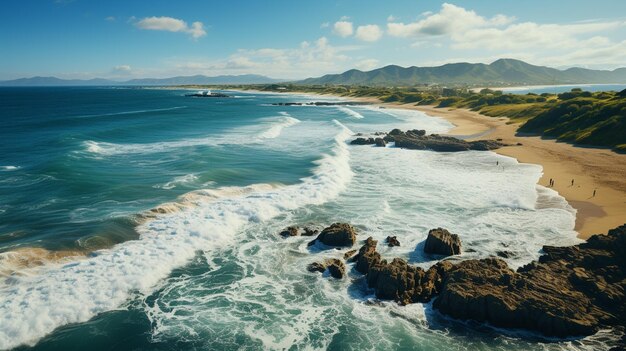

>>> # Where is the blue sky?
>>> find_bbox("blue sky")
[1,0,625,80]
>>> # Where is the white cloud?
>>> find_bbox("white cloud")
[355,59,380,71]
[355,25,383,42]
[113,65,131,72]
[320,22,330,28]
[385,2,626,69]
[387,3,513,37]
[333,21,354,37]
[387,15,396,22]
[135,16,207,39]
[105,16,116,22]
[170,36,360,79]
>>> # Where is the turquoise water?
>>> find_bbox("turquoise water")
[499,84,626,94]
[0,88,615,350]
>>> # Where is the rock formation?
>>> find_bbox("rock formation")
[424,228,462,256]
[351,129,505,152]
[351,224,626,339]
[307,258,346,279]
[308,223,357,247]
[279,226,299,237]
[385,236,400,247]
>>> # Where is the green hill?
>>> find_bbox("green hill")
[298,59,626,86]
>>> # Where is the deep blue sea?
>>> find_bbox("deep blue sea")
[0,87,615,350]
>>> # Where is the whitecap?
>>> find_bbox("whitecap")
[0,121,353,350]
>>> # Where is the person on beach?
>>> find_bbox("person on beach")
[571,179,574,186]
[496,161,499,166]
[593,189,597,197]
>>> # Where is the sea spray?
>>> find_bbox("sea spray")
[0,121,353,350]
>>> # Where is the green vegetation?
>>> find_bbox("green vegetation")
[188,83,626,152]
[295,59,626,86]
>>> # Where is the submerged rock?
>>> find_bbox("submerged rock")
[310,223,357,247]
[279,226,299,237]
[307,258,346,279]
[344,249,357,260]
[385,236,400,247]
[424,228,462,256]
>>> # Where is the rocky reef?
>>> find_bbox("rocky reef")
[424,228,462,256]
[351,129,506,152]
[299,221,626,341]
[352,225,626,338]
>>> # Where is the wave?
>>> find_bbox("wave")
[337,106,364,119]
[82,114,301,156]
[0,120,353,350]
[75,106,187,119]
[0,166,19,171]
[258,114,300,139]
[153,174,201,190]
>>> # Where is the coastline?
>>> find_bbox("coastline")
[386,103,626,239]
[195,88,624,239]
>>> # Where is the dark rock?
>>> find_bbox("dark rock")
[385,236,400,247]
[279,226,299,237]
[434,224,626,337]
[374,138,386,147]
[496,252,511,259]
[307,262,326,273]
[352,237,453,305]
[312,223,357,247]
[302,227,319,236]
[350,137,376,145]
[351,224,626,338]
[424,228,462,256]
[326,258,346,279]
[382,129,505,152]
[307,259,346,279]
[344,249,357,260]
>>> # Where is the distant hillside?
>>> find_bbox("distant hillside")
[298,59,626,86]
[0,74,283,86]
[0,76,117,86]
[125,74,283,85]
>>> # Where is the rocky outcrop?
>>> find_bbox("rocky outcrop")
[350,137,386,146]
[385,236,400,247]
[424,228,462,256]
[352,237,452,304]
[352,224,626,339]
[279,226,299,237]
[351,129,505,152]
[307,258,346,279]
[309,223,357,247]
[302,227,319,236]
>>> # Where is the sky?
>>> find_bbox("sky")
[1,0,625,80]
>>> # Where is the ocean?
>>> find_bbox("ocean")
[0,87,612,350]
[497,84,626,94]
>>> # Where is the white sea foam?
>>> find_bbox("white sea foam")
[153,174,200,190]
[82,114,301,156]
[0,121,353,350]
[257,114,300,139]
[75,106,187,119]
[337,106,364,119]
[0,166,19,171]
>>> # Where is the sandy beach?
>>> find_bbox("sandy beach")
[389,103,626,239]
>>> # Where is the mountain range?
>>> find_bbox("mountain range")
[297,59,626,86]
[0,74,282,86]
[2,59,625,87]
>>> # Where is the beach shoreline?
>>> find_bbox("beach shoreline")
[382,102,626,239]
[208,88,624,239]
